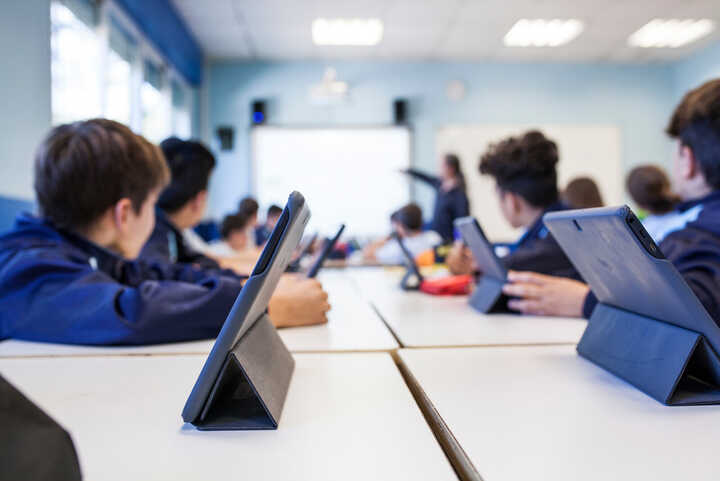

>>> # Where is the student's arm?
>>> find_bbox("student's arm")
[501,271,590,317]
[0,258,243,345]
[446,241,475,275]
[402,168,442,188]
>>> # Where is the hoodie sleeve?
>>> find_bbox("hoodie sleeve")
[660,229,720,326]
[0,251,244,345]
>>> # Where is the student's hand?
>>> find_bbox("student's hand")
[268,275,331,327]
[502,271,589,317]
[446,241,474,275]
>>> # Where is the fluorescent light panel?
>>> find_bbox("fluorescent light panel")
[628,19,715,48]
[504,19,584,47]
[312,18,383,46]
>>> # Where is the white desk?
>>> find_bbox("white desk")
[1,353,456,481]
[348,268,587,348]
[0,271,398,358]
[398,346,720,481]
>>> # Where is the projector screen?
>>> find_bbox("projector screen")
[252,127,411,237]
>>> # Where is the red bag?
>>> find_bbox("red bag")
[420,275,473,296]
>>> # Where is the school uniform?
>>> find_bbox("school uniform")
[582,191,720,325]
[139,209,219,269]
[0,214,245,345]
[501,201,580,280]
[405,169,470,242]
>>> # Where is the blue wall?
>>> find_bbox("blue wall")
[0,0,51,201]
[673,42,720,101]
[206,60,676,218]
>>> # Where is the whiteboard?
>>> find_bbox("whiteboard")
[436,125,623,241]
[252,127,411,237]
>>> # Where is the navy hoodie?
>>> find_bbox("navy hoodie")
[0,214,245,345]
[405,168,470,242]
[583,191,720,326]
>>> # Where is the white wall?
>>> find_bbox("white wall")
[0,0,52,200]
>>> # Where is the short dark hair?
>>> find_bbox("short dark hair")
[563,177,604,209]
[157,137,216,213]
[666,78,720,190]
[267,204,282,218]
[34,119,169,230]
[479,130,559,208]
[391,203,423,231]
[220,212,250,239]
[238,196,259,217]
[626,165,680,215]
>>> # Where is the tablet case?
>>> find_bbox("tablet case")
[0,374,82,480]
[545,206,720,405]
[393,232,423,290]
[307,224,345,278]
[454,217,509,313]
[182,191,310,429]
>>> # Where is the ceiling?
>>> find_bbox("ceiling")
[171,0,720,62]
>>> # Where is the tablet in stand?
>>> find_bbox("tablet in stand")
[182,191,310,429]
[394,232,423,290]
[545,206,720,405]
[307,224,345,278]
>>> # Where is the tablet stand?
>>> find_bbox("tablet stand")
[192,314,295,430]
[400,265,423,291]
[468,275,507,313]
[578,303,720,405]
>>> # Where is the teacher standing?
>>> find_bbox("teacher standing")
[402,153,470,242]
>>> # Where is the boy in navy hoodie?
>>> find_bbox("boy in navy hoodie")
[446,130,579,280]
[0,120,328,345]
[503,78,720,326]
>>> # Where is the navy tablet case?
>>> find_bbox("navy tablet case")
[394,232,424,290]
[182,191,310,429]
[307,224,345,278]
[454,216,509,313]
[545,206,720,405]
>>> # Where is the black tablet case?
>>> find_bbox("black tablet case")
[182,191,309,429]
[0,374,82,480]
[454,216,509,313]
[394,232,423,290]
[545,206,720,405]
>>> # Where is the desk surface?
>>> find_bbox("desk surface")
[1,353,456,481]
[398,346,720,481]
[0,271,398,358]
[349,268,587,348]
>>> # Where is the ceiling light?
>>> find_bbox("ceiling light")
[628,19,715,48]
[504,19,584,47]
[312,18,383,46]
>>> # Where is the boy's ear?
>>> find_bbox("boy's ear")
[191,190,208,213]
[112,198,134,232]
[680,144,699,180]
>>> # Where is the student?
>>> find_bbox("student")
[238,196,260,250]
[562,176,604,209]
[140,137,328,326]
[363,203,442,264]
[255,204,282,246]
[503,78,720,326]
[208,212,251,257]
[446,130,579,280]
[0,120,330,345]
[401,153,470,242]
[626,165,682,242]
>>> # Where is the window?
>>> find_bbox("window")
[141,60,171,143]
[104,18,136,126]
[51,0,103,125]
[171,79,192,139]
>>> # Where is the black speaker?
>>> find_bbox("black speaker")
[216,126,234,151]
[393,99,407,125]
[252,100,266,125]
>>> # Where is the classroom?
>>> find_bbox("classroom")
[2,1,720,480]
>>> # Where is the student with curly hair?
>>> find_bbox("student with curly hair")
[446,130,579,280]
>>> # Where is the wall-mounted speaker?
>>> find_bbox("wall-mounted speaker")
[393,99,408,125]
[216,126,235,151]
[252,100,266,125]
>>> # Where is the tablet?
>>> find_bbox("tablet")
[307,224,345,278]
[394,231,424,288]
[454,216,507,280]
[544,205,720,356]
[182,191,310,424]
